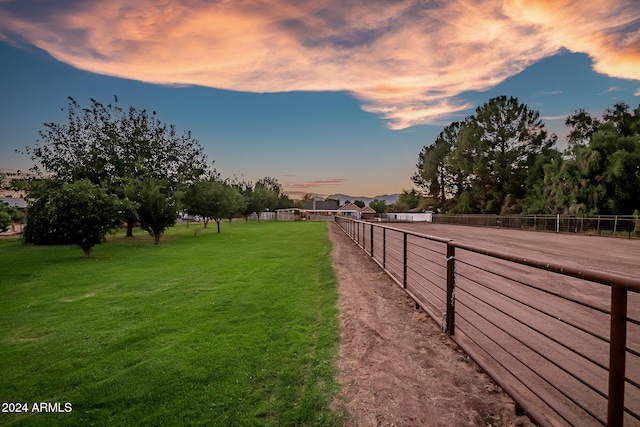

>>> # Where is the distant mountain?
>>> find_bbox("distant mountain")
[328,193,400,206]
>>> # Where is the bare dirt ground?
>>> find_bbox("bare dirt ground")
[389,222,639,280]
[328,222,535,427]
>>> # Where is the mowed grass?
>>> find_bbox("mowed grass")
[0,221,342,426]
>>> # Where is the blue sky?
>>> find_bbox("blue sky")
[1,1,639,198]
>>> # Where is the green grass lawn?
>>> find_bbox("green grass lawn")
[0,221,343,426]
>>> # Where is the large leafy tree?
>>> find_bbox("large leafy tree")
[391,189,422,212]
[458,96,556,214]
[127,178,179,244]
[369,199,388,214]
[23,180,123,257]
[249,186,277,219]
[565,109,601,146]
[414,96,556,214]
[522,148,563,214]
[183,179,245,232]
[23,97,210,236]
[413,121,463,211]
[234,176,290,220]
[230,177,257,221]
[542,103,640,215]
[255,176,292,210]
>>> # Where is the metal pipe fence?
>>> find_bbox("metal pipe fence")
[335,216,640,426]
[431,214,640,239]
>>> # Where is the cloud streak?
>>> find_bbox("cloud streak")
[1,0,638,129]
[285,178,349,189]
[280,177,350,198]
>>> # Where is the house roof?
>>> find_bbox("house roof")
[303,199,339,210]
[361,206,376,213]
[1,197,27,209]
[339,203,361,211]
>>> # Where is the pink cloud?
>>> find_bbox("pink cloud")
[285,179,347,188]
[279,177,350,198]
[1,0,638,129]
[503,0,640,80]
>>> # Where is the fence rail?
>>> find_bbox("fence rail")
[335,216,640,426]
[431,214,639,239]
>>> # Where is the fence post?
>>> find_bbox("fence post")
[608,284,627,427]
[383,228,387,269]
[370,223,374,257]
[403,232,408,289]
[446,243,456,335]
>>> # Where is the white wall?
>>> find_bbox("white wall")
[387,212,433,222]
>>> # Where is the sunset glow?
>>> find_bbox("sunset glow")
[2,0,638,130]
[1,0,639,197]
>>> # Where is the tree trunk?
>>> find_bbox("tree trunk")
[126,219,135,237]
[83,246,92,257]
[154,233,161,244]
[216,220,221,233]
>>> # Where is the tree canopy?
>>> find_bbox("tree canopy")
[413,98,640,216]
[0,201,17,233]
[233,176,290,220]
[543,104,640,215]
[129,177,180,244]
[391,189,422,213]
[369,199,388,214]
[413,122,462,211]
[18,96,305,251]
[183,179,245,232]
[23,180,123,256]
[25,97,209,186]
[23,96,211,238]
[20,97,214,244]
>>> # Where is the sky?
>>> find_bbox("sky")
[1,0,639,198]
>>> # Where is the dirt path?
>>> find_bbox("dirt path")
[328,222,534,427]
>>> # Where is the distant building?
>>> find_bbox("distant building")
[0,168,33,198]
[0,197,27,210]
[360,206,376,220]
[275,208,302,221]
[337,203,362,218]
[302,198,339,210]
[386,212,433,222]
[276,199,369,221]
